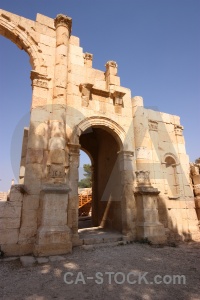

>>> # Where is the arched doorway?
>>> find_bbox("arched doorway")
[69,117,135,243]
[78,150,93,228]
[79,126,123,232]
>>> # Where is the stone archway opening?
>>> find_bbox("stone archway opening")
[78,150,93,229]
[79,126,123,233]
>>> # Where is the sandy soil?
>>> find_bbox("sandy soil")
[0,242,200,300]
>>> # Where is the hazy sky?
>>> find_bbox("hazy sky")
[0,0,199,190]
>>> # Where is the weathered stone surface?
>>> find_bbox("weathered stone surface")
[0,8,199,257]
[49,255,66,262]
[0,229,19,244]
[20,256,36,267]
[37,257,49,264]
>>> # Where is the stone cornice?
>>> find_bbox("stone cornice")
[30,71,50,89]
[79,83,126,101]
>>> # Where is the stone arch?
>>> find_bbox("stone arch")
[0,11,43,72]
[71,116,126,150]
[163,152,178,164]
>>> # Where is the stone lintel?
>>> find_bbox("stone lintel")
[134,186,160,195]
[92,87,110,97]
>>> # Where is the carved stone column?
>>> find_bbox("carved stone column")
[134,171,166,244]
[118,150,136,240]
[67,143,81,246]
[48,15,72,184]
[84,52,93,68]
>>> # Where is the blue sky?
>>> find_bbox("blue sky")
[0,0,199,190]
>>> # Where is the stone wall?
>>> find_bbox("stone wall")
[132,97,199,241]
[0,185,24,255]
[0,192,8,200]
[190,158,200,221]
[0,9,199,256]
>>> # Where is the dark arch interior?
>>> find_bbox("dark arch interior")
[165,156,176,166]
[79,127,122,232]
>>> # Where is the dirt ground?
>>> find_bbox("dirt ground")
[0,242,200,300]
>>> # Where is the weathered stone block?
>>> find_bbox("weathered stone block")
[26,148,44,164]
[21,209,38,228]
[23,196,40,210]
[36,13,55,28]
[0,229,19,244]
[18,227,37,244]
[0,205,21,218]
[70,35,80,46]
[0,218,20,229]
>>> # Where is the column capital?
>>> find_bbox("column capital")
[54,14,72,33]
[84,53,93,61]
[30,71,50,89]
[105,60,118,70]
[118,150,134,157]
[68,143,81,155]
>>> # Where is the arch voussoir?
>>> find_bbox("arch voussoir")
[0,11,43,72]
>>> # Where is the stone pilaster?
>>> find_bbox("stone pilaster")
[48,15,72,184]
[67,143,81,246]
[34,185,72,256]
[134,171,166,244]
[18,70,51,254]
[118,150,136,240]
[132,96,155,180]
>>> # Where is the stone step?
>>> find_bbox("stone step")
[80,234,123,246]
[81,240,127,251]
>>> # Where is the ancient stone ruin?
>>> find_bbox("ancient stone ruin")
[190,158,200,221]
[0,9,199,256]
